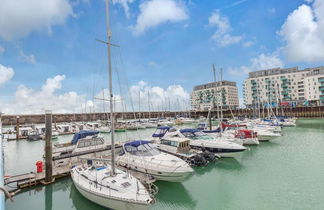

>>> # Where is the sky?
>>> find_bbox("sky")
[1,0,324,114]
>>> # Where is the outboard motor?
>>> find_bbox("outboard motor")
[190,155,208,166]
[201,151,218,162]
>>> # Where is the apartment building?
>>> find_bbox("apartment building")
[191,81,239,110]
[243,66,324,106]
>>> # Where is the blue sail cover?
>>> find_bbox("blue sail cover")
[71,130,99,145]
[180,128,199,133]
[124,140,150,147]
[152,126,170,137]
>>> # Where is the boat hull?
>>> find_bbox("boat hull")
[74,179,150,210]
[117,161,192,182]
[242,138,259,145]
[257,135,280,141]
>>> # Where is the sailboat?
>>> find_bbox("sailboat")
[71,1,154,209]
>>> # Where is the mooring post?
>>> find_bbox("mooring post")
[45,110,53,183]
[16,116,20,140]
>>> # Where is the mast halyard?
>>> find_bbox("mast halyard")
[105,0,115,176]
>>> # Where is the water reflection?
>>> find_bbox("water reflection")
[215,158,243,171]
[296,119,324,130]
[45,184,53,210]
[154,182,196,209]
[194,161,220,175]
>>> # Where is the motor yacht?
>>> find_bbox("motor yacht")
[116,140,194,182]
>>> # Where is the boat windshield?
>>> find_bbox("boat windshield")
[182,131,213,140]
[125,143,161,156]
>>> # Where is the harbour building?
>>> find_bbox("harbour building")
[191,81,239,110]
[243,66,324,107]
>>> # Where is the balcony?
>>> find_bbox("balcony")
[281,77,288,81]
[281,84,288,88]
[319,87,324,91]
[318,78,324,83]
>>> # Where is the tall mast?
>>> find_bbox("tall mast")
[105,0,115,175]
[220,68,223,123]
[148,91,151,120]
[212,65,220,121]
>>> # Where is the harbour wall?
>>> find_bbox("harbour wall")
[1,106,324,126]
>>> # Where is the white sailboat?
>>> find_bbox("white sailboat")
[71,1,154,209]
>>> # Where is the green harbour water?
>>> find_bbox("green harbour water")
[5,119,324,210]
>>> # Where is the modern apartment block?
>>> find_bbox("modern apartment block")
[243,66,324,107]
[191,81,239,110]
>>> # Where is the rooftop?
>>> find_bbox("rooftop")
[248,66,324,78]
[193,80,237,91]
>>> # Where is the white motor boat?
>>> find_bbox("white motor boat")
[151,127,247,158]
[71,162,154,210]
[52,130,113,166]
[117,140,194,182]
[254,129,282,141]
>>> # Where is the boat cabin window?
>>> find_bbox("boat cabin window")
[179,141,189,148]
[160,139,178,147]
[181,132,195,138]
[77,138,104,148]
[124,143,161,156]
[153,129,167,136]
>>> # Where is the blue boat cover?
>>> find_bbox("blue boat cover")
[124,140,150,147]
[152,126,170,137]
[157,126,171,130]
[202,128,221,133]
[71,130,99,145]
[180,128,199,133]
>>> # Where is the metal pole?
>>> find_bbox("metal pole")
[105,0,115,175]
[45,110,53,183]
[16,116,19,140]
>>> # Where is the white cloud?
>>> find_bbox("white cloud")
[0,46,4,54]
[208,11,242,47]
[0,0,74,40]
[229,0,248,8]
[243,41,254,47]
[132,0,188,35]
[279,0,324,62]
[305,0,313,3]
[148,61,158,68]
[229,53,284,76]
[0,77,190,114]
[112,0,135,18]
[19,50,36,64]
[128,81,190,111]
[0,75,86,114]
[93,81,190,112]
[0,64,14,86]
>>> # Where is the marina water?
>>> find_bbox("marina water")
[5,119,324,210]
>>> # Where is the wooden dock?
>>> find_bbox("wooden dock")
[4,162,156,193]
[5,165,71,191]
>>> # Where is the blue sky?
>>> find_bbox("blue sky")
[1,0,324,114]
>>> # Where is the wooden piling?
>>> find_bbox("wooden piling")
[44,110,53,183]
[16,116,19,140]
